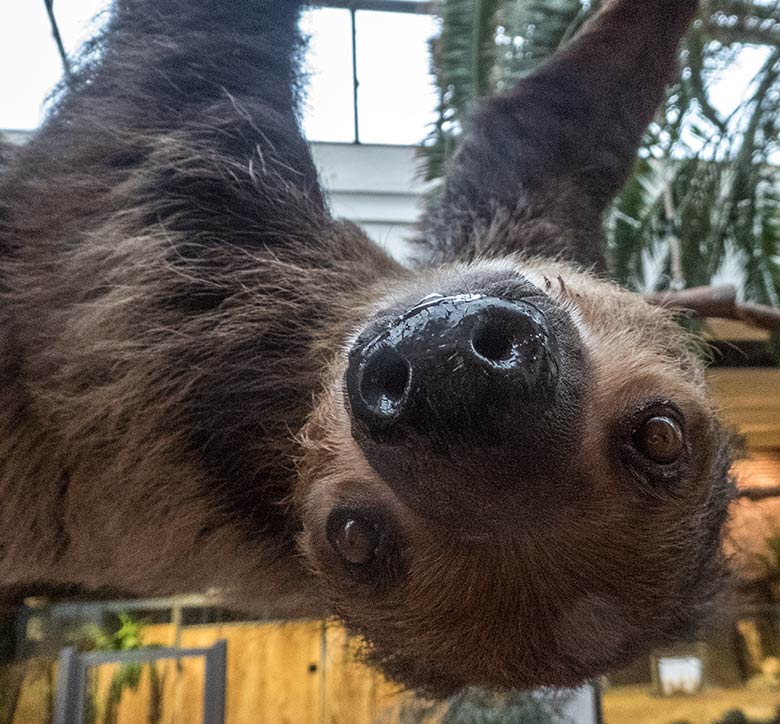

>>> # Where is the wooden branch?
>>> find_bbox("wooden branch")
[738,486,780,501]
[44,0,72,79]
[644,285,780,332]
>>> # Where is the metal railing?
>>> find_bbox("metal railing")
[53,639,227,724]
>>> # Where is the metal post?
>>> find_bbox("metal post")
[53,647,86,724]
[350,8,360,143]
[203,639,227,724]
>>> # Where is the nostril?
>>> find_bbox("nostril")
[469,306,549,372]
[471,321,516,364]
[359,346,411,418]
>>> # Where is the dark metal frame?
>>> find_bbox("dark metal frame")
[318,1,433,13]
[53,640,227,724]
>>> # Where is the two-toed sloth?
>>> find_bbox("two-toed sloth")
[0,0,735,695]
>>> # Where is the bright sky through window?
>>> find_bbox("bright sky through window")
[353,10,440,144]
[0,0,106,130]
[0,0,765,146]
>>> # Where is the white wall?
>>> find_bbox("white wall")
[3,132,426,262]
[311,142,430,262]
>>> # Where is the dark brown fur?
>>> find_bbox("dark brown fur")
[0,0,735,695]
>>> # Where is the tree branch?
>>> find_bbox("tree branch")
[644,285,780,332]
[738,486,780,500]
[44,0,72,79]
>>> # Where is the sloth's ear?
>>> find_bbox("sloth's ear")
[418,0,698,269]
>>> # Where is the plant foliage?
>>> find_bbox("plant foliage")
[398,687,563,723]
[423,0,780,306]
[78,613,164,724]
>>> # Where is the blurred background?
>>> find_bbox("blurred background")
[2,1,780,723]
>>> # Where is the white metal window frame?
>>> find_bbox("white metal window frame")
[312,0,434,143]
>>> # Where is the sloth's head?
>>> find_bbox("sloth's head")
[297,258,734,694]
[292,0,732,696]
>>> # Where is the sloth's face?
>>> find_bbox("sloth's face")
[297,258,734,695]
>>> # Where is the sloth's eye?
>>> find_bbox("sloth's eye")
[324,507,405,587]
[327,509,380,566]
[633,415,684,464]
[335,518,378,565]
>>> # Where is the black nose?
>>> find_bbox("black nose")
[345,294,559,443]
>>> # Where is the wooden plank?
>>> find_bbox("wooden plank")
[708,369,780,407]
[181,621,323,724]
[704,318,770,342]
[322,623,377,724]
[11,660,54,724]
[707,369,780,447]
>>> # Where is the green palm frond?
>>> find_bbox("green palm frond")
[441,0,504,112]
[494,0,590,84]
[425,0,780,310]
[421,0,504,180]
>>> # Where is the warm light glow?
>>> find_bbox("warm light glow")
[733,450,780,490]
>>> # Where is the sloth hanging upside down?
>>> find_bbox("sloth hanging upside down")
[0,0,735,695]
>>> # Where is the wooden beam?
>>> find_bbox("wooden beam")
[738,486,780,501]
[707,368,780,448]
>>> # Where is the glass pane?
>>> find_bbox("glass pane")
[301,9,356,143]
[355,10,439,145]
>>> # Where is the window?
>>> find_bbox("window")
[354,10,439,144]
[301,9,355,143]
[0,0,439,146]
[0,0,105,130]
[302,5,439,144]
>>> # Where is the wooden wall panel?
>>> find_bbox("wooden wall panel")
[322,623,377,724]
[179,621,323,724]
[708,369,780,448]
[11,620,435,724]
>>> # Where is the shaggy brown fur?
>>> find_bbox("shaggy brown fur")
[0,0,734,695]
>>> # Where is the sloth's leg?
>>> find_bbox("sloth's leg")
[419,0,698,268]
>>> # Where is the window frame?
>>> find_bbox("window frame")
[309,1,435,144]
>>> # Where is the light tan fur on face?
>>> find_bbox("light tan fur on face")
[0,0,726,698]
[296,257,732,694]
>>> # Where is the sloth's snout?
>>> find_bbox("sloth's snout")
[344,288,585,527]
[346,294,559,440]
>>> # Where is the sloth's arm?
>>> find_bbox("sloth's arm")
[27,0,324,225]
[418,0,698,268]
[0,0,394,597]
